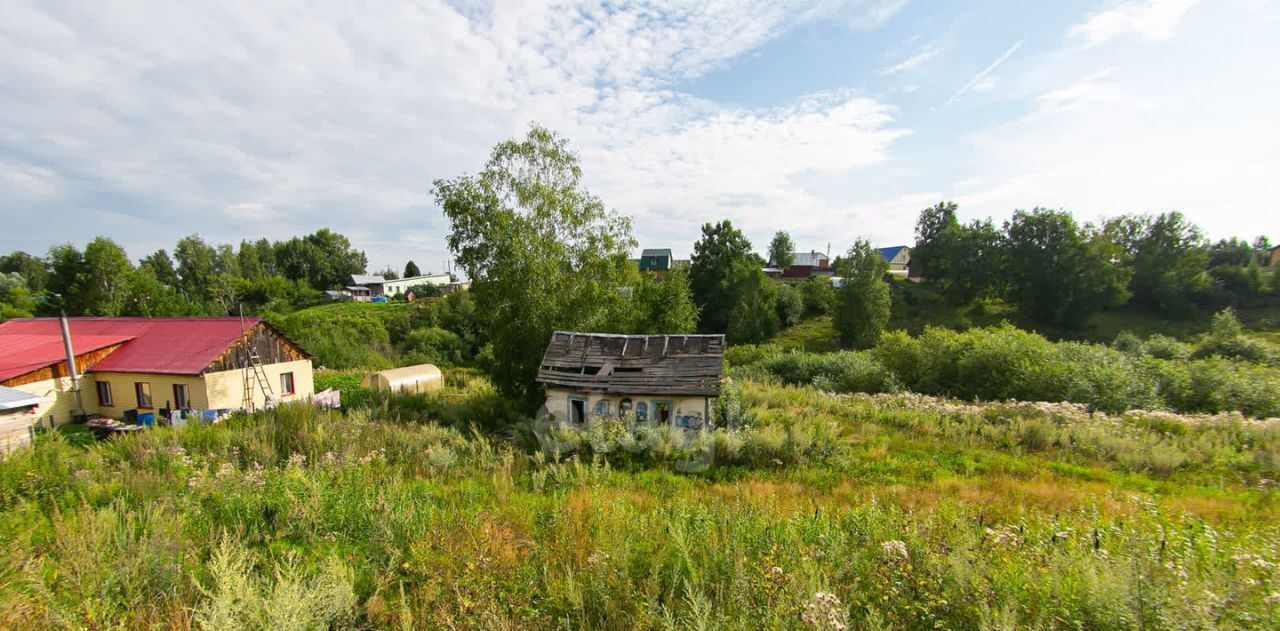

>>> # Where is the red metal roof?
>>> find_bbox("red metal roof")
[0,317,262,378]
[0,332,134,382]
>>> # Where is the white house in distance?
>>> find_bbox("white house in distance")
[535,331,724,430]
[348,273,452,299]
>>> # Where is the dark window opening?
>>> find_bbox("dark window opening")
[173,384,189,410]
[135,382,152,408]
[569,398,586,424]
[96,382,112,407]
[654,401,672,424]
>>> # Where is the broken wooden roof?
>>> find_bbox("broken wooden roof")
[536,331,724,396]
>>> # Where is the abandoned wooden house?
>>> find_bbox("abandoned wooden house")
[535,331,724,429]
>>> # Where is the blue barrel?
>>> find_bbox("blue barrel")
[137,412,155,426]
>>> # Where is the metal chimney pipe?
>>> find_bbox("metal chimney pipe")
[59,310,84,418]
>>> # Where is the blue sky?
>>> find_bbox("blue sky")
[2,0,1277,273]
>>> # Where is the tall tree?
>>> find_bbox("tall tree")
[626,268,699,335]
[79,237,134,316]
[1107,211,1208,316]
[1004,209,1130,326]
[45,244,85,313]
[140,249,179,287]
[832,240,890,348]
[404,260,421,278]
[0,251,48,292]
[911,201,999,303]
[276,229,368,290]
[911,201,960,286]
[726,268,780,344]
[689,220,756,334]
[767,231,795,269]
[174,234,218,301]
[433,124,636,407]
[0,272,36,320]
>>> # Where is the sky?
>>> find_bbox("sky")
[2,0,1278,274]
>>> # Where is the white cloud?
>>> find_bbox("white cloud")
[941,40,1024,107]
[0,0,903,266]
[850,0,909,30]
[1069,0,1200,46]
[0,160,66,202]
[1036,70,1119,110]
[879,41,942,75]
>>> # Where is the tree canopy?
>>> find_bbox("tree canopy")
[767,231,795,269]
[1002,209,1130,326]
[833,239,890,348]
[433,124,640,407]
[689,220,756,334]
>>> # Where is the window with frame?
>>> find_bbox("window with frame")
[135,382,152,408]
[592,400,611,418]
[95,382,113,406]
[172,384,189,410]
[280,372,295,395]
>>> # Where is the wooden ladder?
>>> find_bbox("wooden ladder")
[242,349,275,411]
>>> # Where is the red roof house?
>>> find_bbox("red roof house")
[0,317,313,426]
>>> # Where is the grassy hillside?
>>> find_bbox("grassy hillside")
[270,297,480,370]
[2,376,1278,629]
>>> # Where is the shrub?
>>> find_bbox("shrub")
[1111,331,1145,356]
[400,326,468,365]
[1144,334,1191,360]
[775,283,805,328]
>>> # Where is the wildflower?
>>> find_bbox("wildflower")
[286,452,307,468]
[984,526,1021,547]
[800,591,847,630]
[881,540,909,562]
[587,551,610,568]
[244,461,265,488]
[1265,592,1280,604]
[215,462,236,479]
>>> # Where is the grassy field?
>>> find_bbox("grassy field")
[2,374,1278,629]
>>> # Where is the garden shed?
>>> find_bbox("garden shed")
[364,364,444,394]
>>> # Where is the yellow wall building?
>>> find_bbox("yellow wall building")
[0,317,314,432]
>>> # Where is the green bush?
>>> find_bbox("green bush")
[734,323,1280,417]
[400,326,468,366]
[1144,334,1191,360]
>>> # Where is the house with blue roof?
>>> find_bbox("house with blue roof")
[877,246,913,277]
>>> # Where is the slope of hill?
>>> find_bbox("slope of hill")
[2,376,1277,628]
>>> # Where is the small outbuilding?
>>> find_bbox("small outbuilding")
[535,331,724,429]
[364,364,444,394]
[0,385,44,455]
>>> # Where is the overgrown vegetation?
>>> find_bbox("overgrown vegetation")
[270,293,483,369]
[734,311,1280,418]
[3,375,1279,629]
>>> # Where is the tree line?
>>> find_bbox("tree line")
[0,229,371,318]
[912,202,1278,326]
